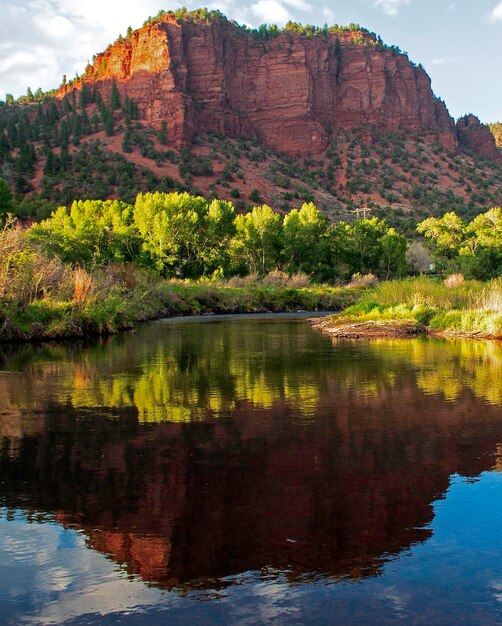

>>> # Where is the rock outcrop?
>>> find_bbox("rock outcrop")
[457,115,502,164]
[59,14,463,157]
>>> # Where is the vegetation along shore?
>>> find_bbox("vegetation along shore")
[1,186,501,343]
[311,276,502,339]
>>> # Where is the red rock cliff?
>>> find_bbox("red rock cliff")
[456,115,502,164]
[60,15,460,157]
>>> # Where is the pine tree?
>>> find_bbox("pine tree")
[110,81,121,110]
[44,149,56,177]
[158,120,168,144]
[101,107,114,136]
[0,177,13,221]
[79,83,91,108]
[60,120,70,147]
[122,127,133,153]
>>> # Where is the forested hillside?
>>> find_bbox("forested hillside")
[0,9,500,232]
[0,91,500,234]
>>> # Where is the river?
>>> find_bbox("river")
[0,315,501,624]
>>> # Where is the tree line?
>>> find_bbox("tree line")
[27,193,408,281]
[2,189,499,282]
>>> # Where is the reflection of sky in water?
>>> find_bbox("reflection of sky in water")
[2,471,502,625]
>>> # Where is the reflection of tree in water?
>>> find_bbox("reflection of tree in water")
[0,320,502,591]
[1,321,502,423]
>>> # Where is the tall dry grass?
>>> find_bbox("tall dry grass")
[339,276,502,337]
[0,224,72,305]
[360,276,485,310]
[476,278,502,312]
[348,273,379,289]
[73,268,95,305]
[444,273,466,288]
[217,271,314,289]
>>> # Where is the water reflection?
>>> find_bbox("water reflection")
[1,320,502,423]
[0,317,501,623]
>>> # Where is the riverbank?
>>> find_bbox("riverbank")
[310,277,502,340]
[0,271,360,342]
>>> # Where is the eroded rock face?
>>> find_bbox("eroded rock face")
[456,115,502,164]
[59,16,491,159]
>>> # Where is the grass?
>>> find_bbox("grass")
[4,223,499,343]
[0,228,359,341]
[327,277,502,338]
[0,279,359,342]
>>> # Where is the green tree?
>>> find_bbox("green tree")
[122,126,133,153]
[344,218,387,275]
[78,83,92,109]
[249,188,262,203]
[379,229,408,279]
[0,178,14,223]
[468,207,502,250]
[330,217,407,279]
[231,205,283,275]
[465,207,502,278]
[416,209,502,278]
[30,200,138,265]
[283,203,331,279]
[158,120,168,145]
[133,192,233,277]
[100,106,114,136]
[200,199,236,275]
[417,212,466,261]
[110,81,121,110]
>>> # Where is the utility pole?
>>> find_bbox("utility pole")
[352,206,371,220]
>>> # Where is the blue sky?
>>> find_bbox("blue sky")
[1,0,501,123]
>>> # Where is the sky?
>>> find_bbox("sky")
[0,0,501,123]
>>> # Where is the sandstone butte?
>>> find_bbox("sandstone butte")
[58,13,501,163]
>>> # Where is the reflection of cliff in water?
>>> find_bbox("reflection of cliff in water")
[2,393,502,590]
[0,320,501,590]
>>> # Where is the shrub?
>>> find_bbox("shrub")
[249,189,262,203]
[0,223,72,305]
[348,273,378,289]
[444,273,465,288]
[261,271,311,288]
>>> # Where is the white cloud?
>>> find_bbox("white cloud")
[0,0,172,98]
[250,0,292,24]
[36,15,73,38]
[281,0,312,10]
[431,56,457,66]
[56,0,166,30]
[0,517,167,624]
[491,1,502,22]
[373,0,411,17]
[322,6,335,22]
[201,0,254,26]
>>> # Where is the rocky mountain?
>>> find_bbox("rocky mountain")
[1,9,500,225]
[59,12,461,156]
[457,115,501,162]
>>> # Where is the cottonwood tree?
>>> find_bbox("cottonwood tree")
[232,205,283,275]
[283,203,331,280]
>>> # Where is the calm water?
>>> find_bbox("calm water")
[1,315,502,625]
